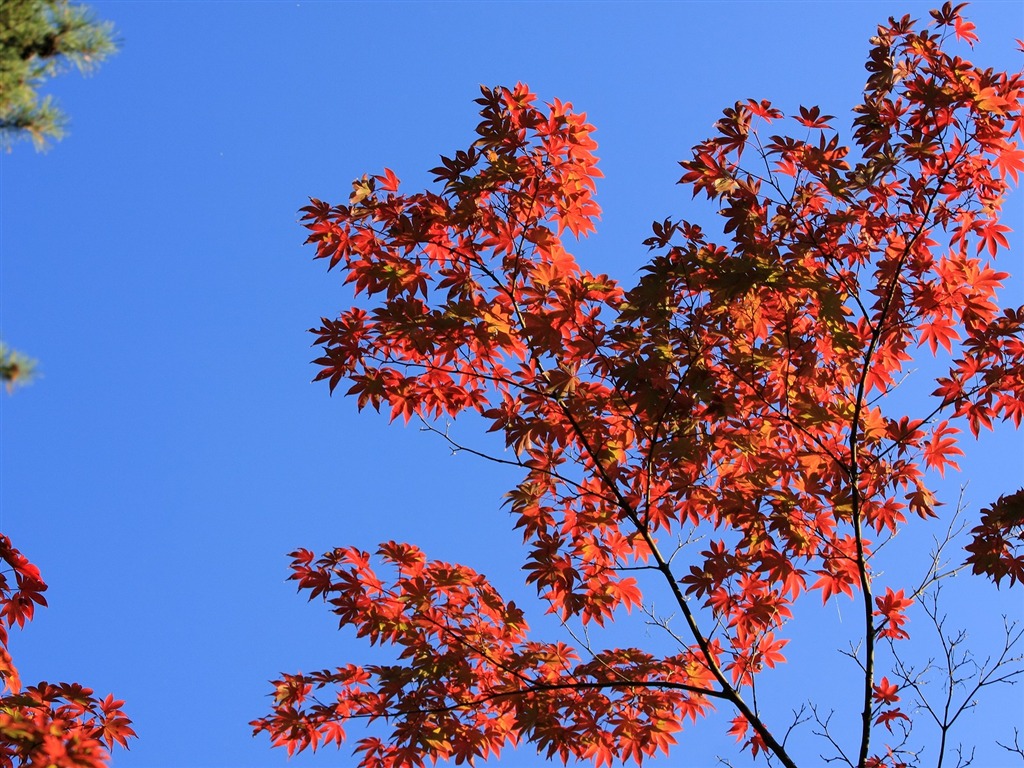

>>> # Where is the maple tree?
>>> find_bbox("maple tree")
[254,4,1024,766]
[0,536,134,766]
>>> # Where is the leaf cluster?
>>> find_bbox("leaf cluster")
[0,0,117,150]
[0,535,135,767]
[258,5,1023,767]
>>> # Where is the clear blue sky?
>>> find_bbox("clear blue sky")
[2,2,1022,766]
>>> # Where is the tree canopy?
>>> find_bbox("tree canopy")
[253,4,1024,767]
[0,0,118,396]
[0,0,116,151]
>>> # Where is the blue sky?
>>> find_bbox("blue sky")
[2,1,1022,766]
